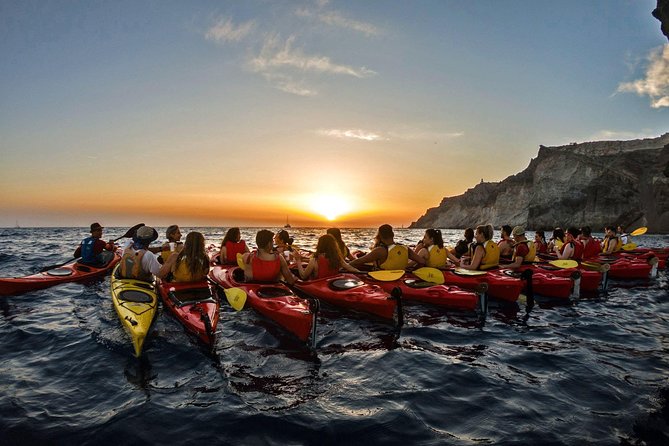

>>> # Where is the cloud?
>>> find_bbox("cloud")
[296,8,381,36]
[617,44,669,108]
[318,129,386,141]
[250,35,376,78]
[205,18,254,43]
[262,73,317,97]
[387,131,464,141]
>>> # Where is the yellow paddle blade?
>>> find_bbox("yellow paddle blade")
[452,268,488,276]
[630,227,647,236]
[236,253,245,269]
[224,287,247,311]
[412,267,445,284]
[549,259,578,269]
[622,243,637,251]
[368,270,405,281]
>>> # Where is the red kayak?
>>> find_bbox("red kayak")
[607,250,666,270]
[208,265,318,348]
[292,274,402,323]
[156,279,220,346]
[363,273,484,313]
[499,266,578,299]
[586,255,658,280]
[0,251,121,296]
[525,263,605,295]
[442,268,525,303]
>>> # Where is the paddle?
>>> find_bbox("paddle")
[368,270,405,281]
[223,287,247,311]
[236,252,245,269]
[548,259,578,269]
[39,223,144,272]
[622,243,638,251]
[630,227,647,236]
[452,268,487,276]
[412,267,445,285]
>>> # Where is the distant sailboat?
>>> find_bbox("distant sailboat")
[15,220,20,229]
[284,216,291,228]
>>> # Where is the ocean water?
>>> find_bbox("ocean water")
[0,227,668,445]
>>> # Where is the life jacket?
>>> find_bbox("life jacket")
[582,237,601,259]
[250,253,281,282]
[560,240,584,260]
[119,248,153,282]
[225,240,247,264]
[479,240,500,270]
[513,240,536,263]
[172,258,208,282]
[535,240,547,254]
[602,236,622,253]
[426,245,448,268]
[378,244,409,270]
[80,236,97,264]
[317,255,340,279]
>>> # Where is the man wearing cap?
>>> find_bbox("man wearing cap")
[74,223,116,267]
[506,226,537,269]
[118,225,171,281]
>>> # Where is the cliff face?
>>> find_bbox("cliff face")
[410,134,669,233]
[654,0,669,41]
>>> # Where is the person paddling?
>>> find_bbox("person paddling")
[219,227,249,265]
[348,224,425,270]
[602,226,622,254]
[556,227,584,260]
[242,230,297,284]
[458,224,500,271]
[295,234,360,280]
[506,226,537,269]
[162,231,209,282]
[118,225,171,281]
[160,225,183,263]
[74,222,116,267]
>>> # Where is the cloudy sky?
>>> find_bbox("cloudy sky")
[1,0,667,228]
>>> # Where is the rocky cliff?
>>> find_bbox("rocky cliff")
[410,133,669,233]
[654,0,669,41]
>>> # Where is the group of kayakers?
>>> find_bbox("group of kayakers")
[73,221,633,286]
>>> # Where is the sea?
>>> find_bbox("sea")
[0,227,667,446]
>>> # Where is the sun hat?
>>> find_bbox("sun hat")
[135,225,159,243]
[512,226,525,236]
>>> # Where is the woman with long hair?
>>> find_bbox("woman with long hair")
[295,234,360,280]
[534,230,548,254]
[414,229,449,268]
[219,227,249,265]
[459,224,500,271]
[326,227,355,261]
[164,231,210,282]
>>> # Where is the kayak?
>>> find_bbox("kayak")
[157,279,220,346]
[442,268,525,303]
[528,263,606,295]
[208,264,318,348]
[584,255,658,280]
[292,274,402,324]
[110,265,158,357]
[362,272,484,313]
[500,266,579,299]
[0,251,122,296]
[606,249,666,270]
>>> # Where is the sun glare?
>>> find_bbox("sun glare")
[309,194,351,221]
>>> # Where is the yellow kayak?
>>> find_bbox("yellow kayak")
[110,265,158,357]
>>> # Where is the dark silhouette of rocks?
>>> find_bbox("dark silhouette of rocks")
[410,134,669,233]
[653,0,669,41]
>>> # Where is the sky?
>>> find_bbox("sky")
[1,0,668,228]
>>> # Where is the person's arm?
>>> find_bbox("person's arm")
[557,243,574,260]
[279,255,296,285]
[410,247,427,266]
[296,256,317,280]
[348,247,384,268]
[341,257,361,273]
[460,245,484,270]
[155,252,177,279]
[219,246,227,265]
[74,245,82,257]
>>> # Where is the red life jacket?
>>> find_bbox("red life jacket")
[225,240,247,264]
[250,253,281,282]
[561,240,584,260]
[582,238,601,259]
[317,255,341,279]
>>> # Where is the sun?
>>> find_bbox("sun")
[309,194,351,221]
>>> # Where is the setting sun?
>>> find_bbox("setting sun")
[309,194,352,221]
